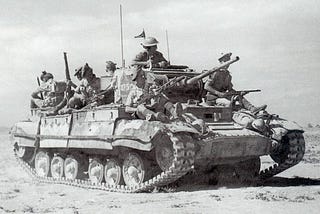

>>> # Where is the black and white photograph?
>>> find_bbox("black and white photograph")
[1,0,320,213]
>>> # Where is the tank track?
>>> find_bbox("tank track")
[259,131,305,180]
[13,132,195,193]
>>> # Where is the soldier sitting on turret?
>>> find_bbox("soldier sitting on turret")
[125,68,182,122]
[204,53,267,115]
[31,71,65,109]
[131,37,169,69]
[68,63,101,109]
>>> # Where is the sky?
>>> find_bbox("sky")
[0,0,319,127]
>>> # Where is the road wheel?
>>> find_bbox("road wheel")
[104,158,122,185]
[64,156,81,180]
[35,151,51,177]
[50,155,64,179]
[122,153,145,187]
[88,158,104,184]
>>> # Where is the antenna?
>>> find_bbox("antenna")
[166,30,170,63]
[120,5,125,68]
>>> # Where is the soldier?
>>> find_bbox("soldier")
[68,63,101,109]
[31,71,64,108]
[204,53,267,114]
[105,61,117,76]
[131,37,169,68]
[125,69,181,122]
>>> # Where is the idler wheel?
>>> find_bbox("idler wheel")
[64,156,81,180]
[88,158,104,184]
[50,155,64,179]
[155,140,174,171]
[14,144,34,161]
[35,151,51,177]
[104,159,122,185]
[122,153,145,187]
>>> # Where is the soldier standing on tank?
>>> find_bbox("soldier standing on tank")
[131,37,169,68]
[204,53,267,114]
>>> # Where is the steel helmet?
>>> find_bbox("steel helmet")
[141,37,159,47]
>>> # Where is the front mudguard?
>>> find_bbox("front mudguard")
[113,119,199,151]
[114,119,198,142]
[269,118,304,141]
[163,120,199,134]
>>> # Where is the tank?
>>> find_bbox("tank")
[10,56,305,193]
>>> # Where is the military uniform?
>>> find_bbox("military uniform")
[208,52,267,113]
[69,77,101,109]
[205,68,233,100]
[133,50,168,68]
[31,79,64,108]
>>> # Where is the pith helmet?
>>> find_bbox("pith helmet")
[141,37,159,47]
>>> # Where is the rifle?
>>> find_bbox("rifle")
[227,89,261,96]
[88,87,113,103]
[63,52,71,81]
[137,75,185,105]
[36,77,44,100]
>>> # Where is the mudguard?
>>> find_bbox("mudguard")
[270,118,304,141]
[164,120,199,134]
[11,120,39,147]
[113,119,198,151]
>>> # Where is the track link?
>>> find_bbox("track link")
[14,132,195,193]
[259,131,305,179]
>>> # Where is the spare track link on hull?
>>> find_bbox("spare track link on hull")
[259,131,305,180]
[13,132,195,193]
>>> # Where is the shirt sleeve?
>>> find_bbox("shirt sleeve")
[227,74,233,90]
[125,91,134,106]
[157,52,168,62]
[133,51,147,62]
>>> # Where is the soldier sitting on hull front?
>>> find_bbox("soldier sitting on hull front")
[125,68,182,122]
[68,63,101,109]
[131,37,169,69]
[204,53,267,115]
[31,71,64,108]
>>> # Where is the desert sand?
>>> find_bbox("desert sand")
[0,128,320,214]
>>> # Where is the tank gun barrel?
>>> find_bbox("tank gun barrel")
[186,56,240,85]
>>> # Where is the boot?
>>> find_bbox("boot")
[164,102,183,119]
[241,98,267,115]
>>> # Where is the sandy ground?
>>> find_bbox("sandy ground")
[0,129,320,214]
